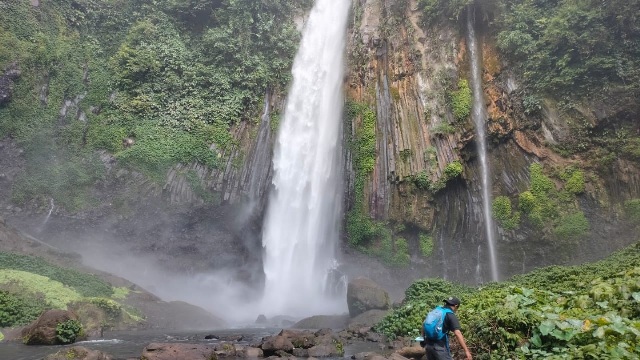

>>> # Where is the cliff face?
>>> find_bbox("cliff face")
[1,0,639,292]
[340,0,640,283]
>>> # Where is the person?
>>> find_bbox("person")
[421,296,472,360]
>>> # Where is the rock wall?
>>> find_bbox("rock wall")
[343,0,640,284]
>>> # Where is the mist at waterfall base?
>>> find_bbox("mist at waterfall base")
[56,0,353,327]
[259,0,351,319]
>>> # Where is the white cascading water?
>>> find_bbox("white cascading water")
[259,0,351,318]
[467,7,500,282]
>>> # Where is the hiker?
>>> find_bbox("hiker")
[421,296,472,360]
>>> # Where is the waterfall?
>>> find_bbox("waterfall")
[259,0,351,318]
[38,198,54,233]
[467,6,500,282]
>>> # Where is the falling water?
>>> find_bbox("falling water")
[38,198,54,233]
[259,0,351,317]
[467,7,500,282]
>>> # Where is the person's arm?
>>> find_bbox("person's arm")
[453,329,472,360]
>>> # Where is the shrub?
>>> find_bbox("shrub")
[414,171,431,190]
[518,191,536,214]
[0,290,47,327]
[492,196,520,230]
[562,168,585,194]
[374,278,475,338]
[553,211,590,242]
[0,252,113,298]
[448,79,472,122]
[56,319,83,344]
[419,234,434,257]
[444,161,463,180]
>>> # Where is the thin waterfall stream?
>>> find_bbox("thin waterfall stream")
[259,0,351,318]
[467,7,500,282]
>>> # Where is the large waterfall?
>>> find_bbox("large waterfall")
[259,0,351,318]
[467,7,500,282]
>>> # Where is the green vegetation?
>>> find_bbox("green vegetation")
[0,0,302,209]
[492,164,590,242]
[55,319,83,344]
[419,233,434,257]
[416,0,472,27]
[496,0,640,100]
[0,252,141,329]
[0,270,82,309]
[345,101,379,247]
[374,243,640,359]
[0,290,46,327]
[492,195,520,230]
[448,79,472,122]
[374,278,474,337]
[0,252,113,298]
[345,102,410,267]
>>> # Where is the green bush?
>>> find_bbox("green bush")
[0,291,47,327]
[374,278,474,338]
[375,243,640,359]
[55,319,83,344]
[448,79,472,122]
[0,252,113,298]
[419,234,434,257]
[518,191,536,214]
[561,168,585,194]
[414,171,431,190]
[492,196,520,230]
[553,211,590,242]
[443,161,463,180]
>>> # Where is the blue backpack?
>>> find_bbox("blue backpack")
[423,306,453,341]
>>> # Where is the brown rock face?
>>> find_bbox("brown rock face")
[346,277,391,317]
[140,343,218,360]
[44,346,114,360]
[22,309,83,345]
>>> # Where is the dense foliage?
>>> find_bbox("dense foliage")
[491,163,591,243]
[0,0,303,208]
[375,242,640,359]
[0,252,138,328]
[0,252,113,297]
[496,0,640,100]
[55,319,84,344]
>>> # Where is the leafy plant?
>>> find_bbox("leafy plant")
[55,319,83,344]
[0,252,113,298]
[419,234,434,257]
[0,291,47,327]
[492,196,520,230]
[448,79,472,122]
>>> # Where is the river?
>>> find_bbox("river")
[0,327,384,360]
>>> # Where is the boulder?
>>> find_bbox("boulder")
[291,315,350,329]
[22,309,84,345]
[260,335,294,356]
[141,343,218,360]
[346,277,390,317]
[44,346,113,360]
[348,309,390,328]
[395,345,426,359]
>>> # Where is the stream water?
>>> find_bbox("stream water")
[0,328,382,360]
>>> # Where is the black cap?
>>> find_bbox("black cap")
[444,296,461,306]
